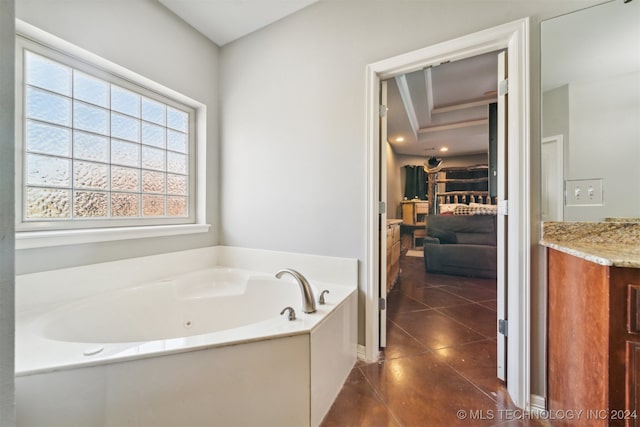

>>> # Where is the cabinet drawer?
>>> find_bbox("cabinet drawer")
[392,225,400,243]
[386,228,393,249]
[391,241,400,261]
[402,204,415,224]
[415,203,429,214]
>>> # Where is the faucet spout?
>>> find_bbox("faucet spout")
[275,268,317,314]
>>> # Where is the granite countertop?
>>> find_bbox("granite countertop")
[540,221,640,268]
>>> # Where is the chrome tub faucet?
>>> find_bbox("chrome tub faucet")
[275,268,317,314]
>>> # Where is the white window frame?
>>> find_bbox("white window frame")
[14,20,209,249]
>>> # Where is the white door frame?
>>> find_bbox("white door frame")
[541,135,564,221]
[364,18,531,410]
[379,80,388,347]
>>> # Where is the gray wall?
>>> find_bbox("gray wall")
[543,71,640,222]
[219,0,605,398]
[0,1,15,424]
[542,84,570,175]
[565,71,640,220]
[15,0,220,274]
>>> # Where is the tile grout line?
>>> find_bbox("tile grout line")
[433,306,497,340]
[385,257,505,424]
[356,364,405,427]
[430,344,507,405]
[393,261,505,404]
[437,284,497,305]
[383,318,431,361]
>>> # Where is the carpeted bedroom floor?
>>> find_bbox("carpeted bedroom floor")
[320,253,545,427]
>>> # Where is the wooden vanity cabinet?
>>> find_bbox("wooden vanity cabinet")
[630,341,640,425]
[548,248,640,426]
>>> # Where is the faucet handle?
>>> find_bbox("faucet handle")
[319,290,330,305]
[280,306,296,321]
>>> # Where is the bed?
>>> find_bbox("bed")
[423,170,498,278]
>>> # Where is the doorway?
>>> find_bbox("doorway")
[364,19,531,410]
[381,47,503,373]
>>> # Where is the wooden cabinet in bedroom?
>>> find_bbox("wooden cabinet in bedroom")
[386,220,401,292]
[401,200,429,225]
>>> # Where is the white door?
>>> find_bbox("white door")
[379,80,388,348]
[496,51,508,382]
[541,135,564,221]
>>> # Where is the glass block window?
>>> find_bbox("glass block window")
[17,42,196,231]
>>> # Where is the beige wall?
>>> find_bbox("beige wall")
[0,0,15,424]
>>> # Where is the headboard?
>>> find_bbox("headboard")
[437,192,497,206]
[434,165,496,211]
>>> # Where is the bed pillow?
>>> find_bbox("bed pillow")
[454,204,498,215]
[439,203,465,214]
[472,205,498,215]
[453,205,475,215]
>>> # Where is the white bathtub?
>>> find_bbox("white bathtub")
[16,247,358,427]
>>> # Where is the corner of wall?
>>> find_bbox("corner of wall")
[0,1,16,425]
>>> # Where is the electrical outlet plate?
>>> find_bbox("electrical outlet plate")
[565,179,604,206]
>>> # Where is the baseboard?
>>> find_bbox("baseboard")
[357,345,366,361]
[357,344,382,363]
[530,394,546,414]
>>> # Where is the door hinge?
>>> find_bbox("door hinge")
[498,78,508,96]
[498,200,509,215]
[379,104,388,117]
[498,319,508,337]
[379,298,386,310]
[378,201,386,214]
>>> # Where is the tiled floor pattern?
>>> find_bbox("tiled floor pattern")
[321,254,546,427]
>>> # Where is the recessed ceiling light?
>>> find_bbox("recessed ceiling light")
[395,137,405,142]
[440,147,449,152]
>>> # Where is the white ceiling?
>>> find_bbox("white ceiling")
[158,0,638,160]
[158,0,320,46]
[386,51,500,158]
[158,0,499,159]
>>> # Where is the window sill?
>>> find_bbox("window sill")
[15,224,211,250]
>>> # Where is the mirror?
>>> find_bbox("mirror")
[541,0,640,221]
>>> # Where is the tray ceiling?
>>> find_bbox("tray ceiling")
[387,51,500,158]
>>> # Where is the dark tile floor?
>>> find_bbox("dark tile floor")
[320,253,546,427]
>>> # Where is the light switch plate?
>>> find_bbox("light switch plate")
[565,178,604,206]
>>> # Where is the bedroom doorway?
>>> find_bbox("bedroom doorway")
[380,47,505,372]
[365,19,531,410]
